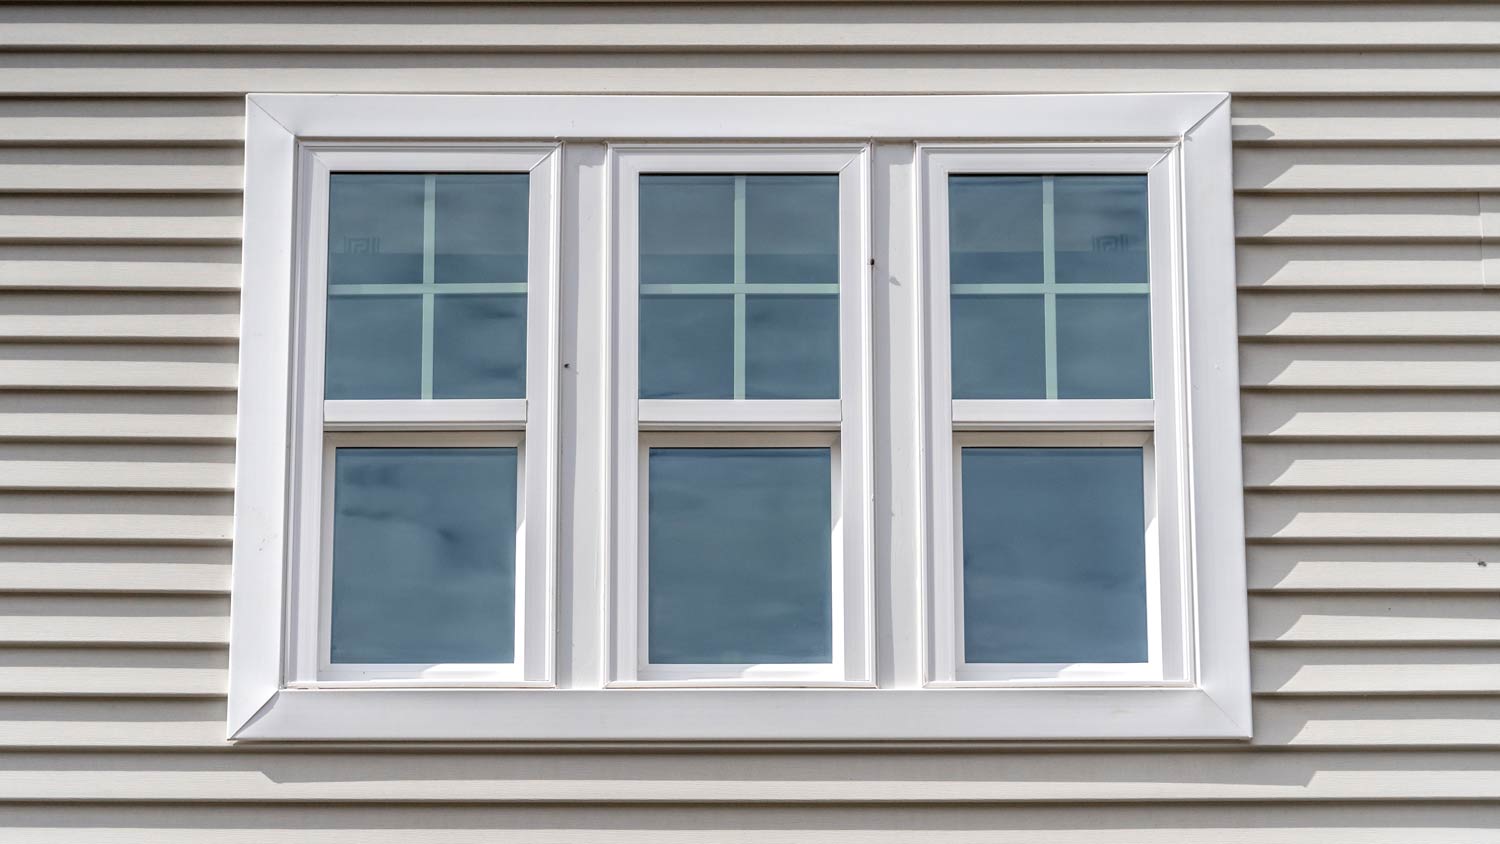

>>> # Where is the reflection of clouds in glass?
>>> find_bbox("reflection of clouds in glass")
[648,448,833,664]
[328,174,425,285]
[640,295,734,399]
[325,295,422,399]
[434,173,529,284]
[433,294,526,399]
[948,175,1043,284]
[1057,295,1151,399]
[745,295,838,399]
[1054,175,1149,284]
[330,448,517,665]
[640,175,735,284]
[745,175,839,284]
[951,294,1046,400]
[961,447,1147,664]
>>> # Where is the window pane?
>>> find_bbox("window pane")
[948,175,1043,284]
[325,295,422,399]
[745,295,839,399]
[433,173,529,284]
[647,448,832,664]
[639,173,840,400]
[1057,294,1151,399]
[960,447,1148,664]
[947,173,1150,400]
[640,175,735,285]
[745,175,838,284]
[951,294,1045,399]
[329,447,517,665]
[640,295,733,399]
[324,172,530,400]
[1054,175,1149,285]
[432,294,527,399]
[328,174,424,285]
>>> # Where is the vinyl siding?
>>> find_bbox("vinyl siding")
[1,1,1498,840]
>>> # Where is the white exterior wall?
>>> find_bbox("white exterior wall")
[0,2,1497,840]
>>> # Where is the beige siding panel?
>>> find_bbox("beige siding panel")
[0,412,235,443]
[1236,147,1500,193]
[0,359,238,391]
[0,149,242,194]
[5,750,1500,803]
[1245,491,1500,541]
[1250,594,1500,644]
[1234,97,1500,146]
[3,805,1500,844]
[0,595,226,647]
[1242,392,1500,441]
[1236,242,1485,289]
[1236,194,1482,242]
[1255,698,1500,747]
[6,2,1500,51]
[1253,646,1500,695]
[1248,544,1500,592]
[0,646,224,697]
[0,98,244,147]
[7,52,1500,97]
[1243,443,1500,489]
[0,699,225,749]
[1239,291,1500,341]
[1239,343,1500,389]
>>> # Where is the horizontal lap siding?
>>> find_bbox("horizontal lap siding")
[0,2,1497,840]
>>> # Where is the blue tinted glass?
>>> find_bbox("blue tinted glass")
[639,295,733,399]
[648,448,832,664]
[961,448,1147,664]
[948,176,1043,284]
[434,174,529,284]
[951,294,1046,399]
[640,175,734,284]
[325,295,421,399]
[1057,295,1151,399]
[328,174,424,285]
[330,447,517,664]
[1054,175,1149,284]
[433,293,526,399]
[745,175,839,284]
[745,295,838,399]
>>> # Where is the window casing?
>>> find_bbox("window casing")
[231,94,1248,742]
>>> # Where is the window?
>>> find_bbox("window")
[608,149,871,686]
[921,151,1185,687]
[233,94,1247,741]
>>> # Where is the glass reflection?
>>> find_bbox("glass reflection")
[330,447,517,665]
[1057,294,1151,399]
[1054,175,1149,284]
[961,447,1147,664]
[948,175,1043,284]
[950,294,1045,399]
[648,448,833,664]
[434,173,529,284]
[328,174,425,285]
[432,293,527,399]
[745,175,839,284]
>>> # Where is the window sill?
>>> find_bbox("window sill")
[231,686,1250,742]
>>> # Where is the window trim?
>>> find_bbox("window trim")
[231,93,1247,742]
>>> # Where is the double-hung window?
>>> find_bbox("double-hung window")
[232,94,1248,741]
[922,150,1184,686]
[608,148,871,686]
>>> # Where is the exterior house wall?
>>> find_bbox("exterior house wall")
[0,2,1497,840]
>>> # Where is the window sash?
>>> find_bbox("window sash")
[607,146,874,686]
[920,146,1191,687]
[285,144,560,687]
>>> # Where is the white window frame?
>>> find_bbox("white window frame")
[231,93,1247,742]
[607,146,873,687]
[921,148,1187,688]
